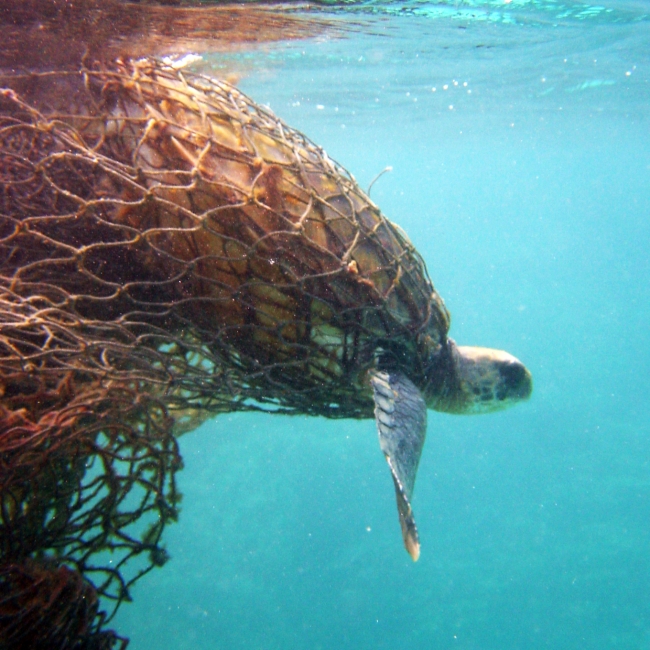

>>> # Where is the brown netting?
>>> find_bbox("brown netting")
[0,57,449,644]
[0,560,127,649]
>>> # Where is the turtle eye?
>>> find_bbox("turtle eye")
[499,361,532,400]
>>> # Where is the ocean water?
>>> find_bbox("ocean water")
[114,3,650,648]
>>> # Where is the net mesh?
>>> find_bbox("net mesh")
[0,57,448,644]
[0,560,127,649]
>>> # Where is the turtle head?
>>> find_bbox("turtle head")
[425,339,532,414]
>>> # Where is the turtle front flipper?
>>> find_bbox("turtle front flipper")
[370,370,427,562]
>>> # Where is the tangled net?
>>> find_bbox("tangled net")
[0,58,446,645]
[0,560,127,649]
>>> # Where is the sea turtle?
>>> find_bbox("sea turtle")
[0,57,532,563]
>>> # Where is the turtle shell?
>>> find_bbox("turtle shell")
[0,59,450,418]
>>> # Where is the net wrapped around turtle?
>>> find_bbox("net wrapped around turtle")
[0,58,448,645]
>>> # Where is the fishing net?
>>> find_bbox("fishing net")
[0,560,127,649]
[0,57,447,644]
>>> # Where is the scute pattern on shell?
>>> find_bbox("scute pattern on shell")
[108,59,450,410]
[1,58,449,420]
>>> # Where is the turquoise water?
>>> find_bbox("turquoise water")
[115,3,650,648]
